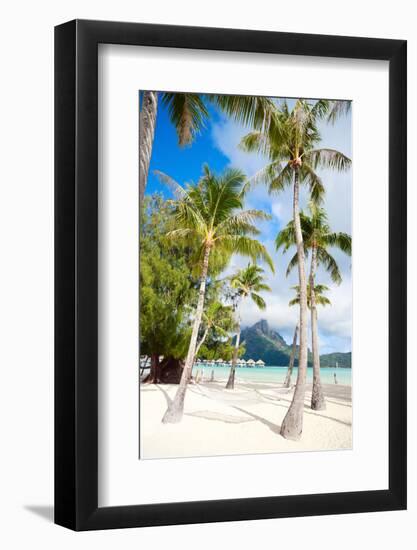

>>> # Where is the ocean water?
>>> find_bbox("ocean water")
[194,365,352,385]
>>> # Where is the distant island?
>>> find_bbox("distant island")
[240,319,351,368]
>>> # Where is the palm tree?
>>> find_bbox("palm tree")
[157,166,274,423]
[190,301,235,381]
[289,283,332,308]
[225,264,271,390]
[139,92,276,202]
[284,283,332,388]
[277,204,351,409]
[283,323,298,389]
[241,99,351,439]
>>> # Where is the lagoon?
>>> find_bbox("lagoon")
[193,365,352,385]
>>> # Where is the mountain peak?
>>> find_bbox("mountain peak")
[240,319,351,367]
[244,319,287,348]
[253,319,271,335]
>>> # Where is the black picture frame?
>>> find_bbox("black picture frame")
[55,19,407,531]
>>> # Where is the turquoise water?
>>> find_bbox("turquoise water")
[194,365,351,385]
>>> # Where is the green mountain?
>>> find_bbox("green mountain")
[319,352,351,368]
[240,319,351,368]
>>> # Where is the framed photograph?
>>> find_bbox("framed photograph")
[55,19,407,530]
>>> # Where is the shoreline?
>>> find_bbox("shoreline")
[140,380,352,459]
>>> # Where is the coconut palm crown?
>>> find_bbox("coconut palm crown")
[240,99,351,202]
[194,301,236,361]
[230,264,271,309]
[289,283,332,308]
[275,203,352,284]
[157,166,275,273]
[226,264,271,390]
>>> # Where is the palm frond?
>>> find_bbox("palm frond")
[289,282,331,308]
[206,167,246,225]
[315,295,331,306]
[313,283,331,294]
[268,162,293,194]
[255,282,272,292]
[285,252,300,278]
[220,236,275,272]
[251,292,266,310]
[301,162,325,204]
[327,100,352,124]
[310,99,331,120]
[162,93,209,146]
[173,198,207,235]
[216,209,271,236]
[239,131,273,157]
[317,248,342,285]
[304,148,351,172]
[325,232,352,256]
[229,264,271,311]
[275,222,296,252]
[245,161,285,191]
[165,227,193,239]
[154,170,188,199]
[209,95,276,131]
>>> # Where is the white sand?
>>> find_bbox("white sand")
[140,379,352,459]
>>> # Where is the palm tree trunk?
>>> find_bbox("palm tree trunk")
[194,328,209,361]
[226,301,241,389]
[149,353,160,384]
[188,327,209,382]
[310,245,326,410]
[139,91,158,205]
[162,245,211,423]
[226,331,240,390]
[280,167,309,440]
[283,324,298,388]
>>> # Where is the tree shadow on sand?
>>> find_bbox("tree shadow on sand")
[322,397,352,408]
[155,384,173,408]
[260,395,351,426]
[231,405,282,435]
[154,382,350,431]
[185,410,254,424]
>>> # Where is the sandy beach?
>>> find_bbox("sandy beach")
[140,379,352,459]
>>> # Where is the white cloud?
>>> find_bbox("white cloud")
[212,110,352,353]
[211,117,268,178]
[271,201,283,219]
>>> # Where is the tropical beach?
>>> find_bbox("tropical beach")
[139,92,352,457]
[140,374,352,459]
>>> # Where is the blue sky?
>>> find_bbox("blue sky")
[146,102,229,195]
[144,94,352,354]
